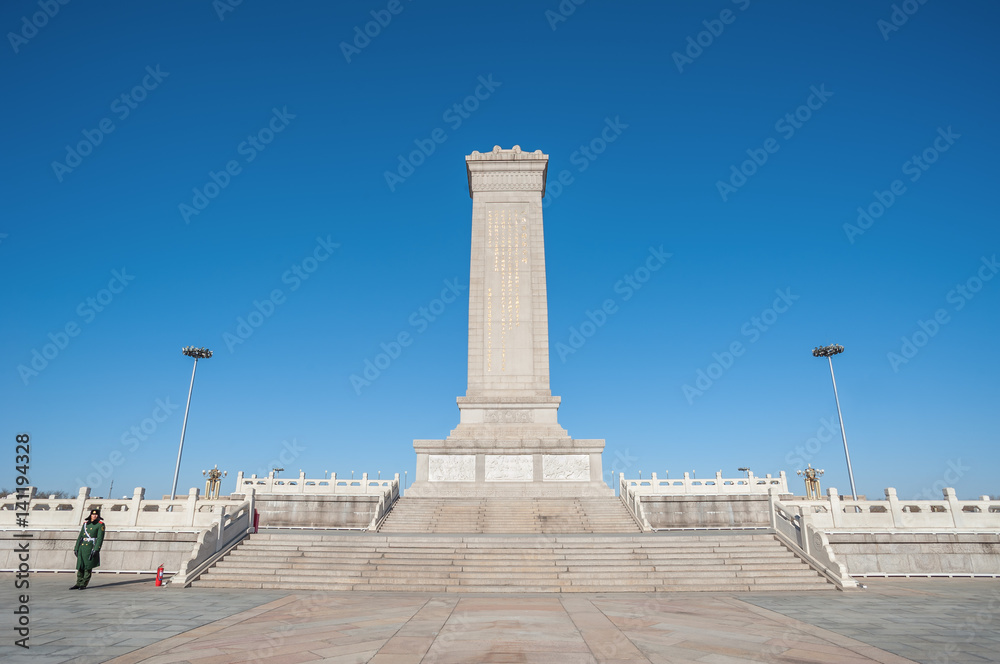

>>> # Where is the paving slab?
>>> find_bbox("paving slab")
[2,573,998,663]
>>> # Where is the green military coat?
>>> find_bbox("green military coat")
[74,520,105,567]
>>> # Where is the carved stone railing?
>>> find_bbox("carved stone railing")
[619,474,652,531]
[171,492,255,587]
[369,480,401,531]
[784,487,1000,530]
[769,489,858,590]
[622,471,788,495]
[234,471,399,496]
[0,487,238,530]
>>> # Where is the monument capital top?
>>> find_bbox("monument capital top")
[465,146,548,198]
[466,145,548,162]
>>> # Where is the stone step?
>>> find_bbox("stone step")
[247,534,779,543]
[207,561,816,578]
[223,548,797,561]
[235,539,785,550]
[194,573,833,593]
[204,567,826,582]
[192,578,832,593]
[211,561,809,576]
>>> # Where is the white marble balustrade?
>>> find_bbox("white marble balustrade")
[620,471,788,496]
[779,487,1000,530]
[0,487,238,530]
[234,471,399,495]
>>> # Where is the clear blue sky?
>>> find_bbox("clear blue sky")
[3,1,997,501]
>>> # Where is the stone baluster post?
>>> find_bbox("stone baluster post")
[298,470,306,493]
[683,472,691,494]
[943,487,963,528]
[827,488,843,528]
[235,471,244,492]
[215,504,227,553]
[130,487,144,527]
[72,487,90,526]
[186,488,199,527]
[884,487,901,529]
[361,473,369,493]
[767,487,778,530]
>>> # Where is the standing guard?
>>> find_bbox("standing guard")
[71,508,105,589]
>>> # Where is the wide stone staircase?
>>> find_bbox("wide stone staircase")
[377,497,642,533]
[192,532,833,592]
[191,497,833,592]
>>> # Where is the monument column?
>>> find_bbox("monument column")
[409,145,611,498]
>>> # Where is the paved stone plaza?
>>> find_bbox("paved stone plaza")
[3,574,998,663]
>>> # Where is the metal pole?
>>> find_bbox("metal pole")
[828,356,858,500]
[171,358,199,500]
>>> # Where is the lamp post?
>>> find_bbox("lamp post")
[797,465,825,499]
[812,343,857,500]
[202,465,227,499]
[737,467,750,479]
[171,346,212,500]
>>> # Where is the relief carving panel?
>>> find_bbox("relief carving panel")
[542,455,590,481]
[484,409,533,423]
[428,455,475,482]
[485,455,533,481]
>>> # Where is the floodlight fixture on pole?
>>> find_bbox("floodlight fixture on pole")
[171,346,213,500]
[738,467,750,478]
[811,343,857,500]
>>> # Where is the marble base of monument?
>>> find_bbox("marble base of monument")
[408,397,612,497]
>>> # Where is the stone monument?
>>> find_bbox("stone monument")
[407,146,611,497]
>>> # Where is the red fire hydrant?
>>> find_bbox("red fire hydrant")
[155,564,164,586]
